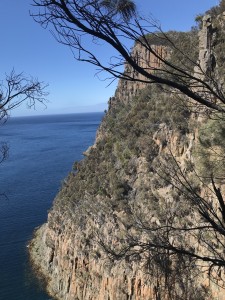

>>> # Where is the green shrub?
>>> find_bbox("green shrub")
[194,117,225,180]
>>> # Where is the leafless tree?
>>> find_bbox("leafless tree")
[0,69,48,122]
[31,0,225,112]
[0,69,48,175]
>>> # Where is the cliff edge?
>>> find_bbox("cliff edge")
[29,7,225,300]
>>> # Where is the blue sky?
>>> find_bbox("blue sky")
[0,0,219,116]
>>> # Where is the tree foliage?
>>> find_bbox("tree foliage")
[100,0,136,21]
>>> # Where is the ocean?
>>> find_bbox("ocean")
[0,112,103,300]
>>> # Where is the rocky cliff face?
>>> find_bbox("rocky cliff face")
[113,43,168,104]
[29,9,225,300]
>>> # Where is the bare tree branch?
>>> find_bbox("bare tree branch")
[31,0,225,111]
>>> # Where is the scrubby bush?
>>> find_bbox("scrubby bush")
[194,117,225,180]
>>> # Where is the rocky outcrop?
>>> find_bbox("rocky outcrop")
[113,43,168,104]
[29,8,225,300]
[198,14,215,74]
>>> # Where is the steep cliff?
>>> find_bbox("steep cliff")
[29,7,225,300]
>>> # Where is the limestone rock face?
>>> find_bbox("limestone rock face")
[29,9,225,300]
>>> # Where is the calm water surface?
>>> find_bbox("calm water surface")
[0,112,103,300]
